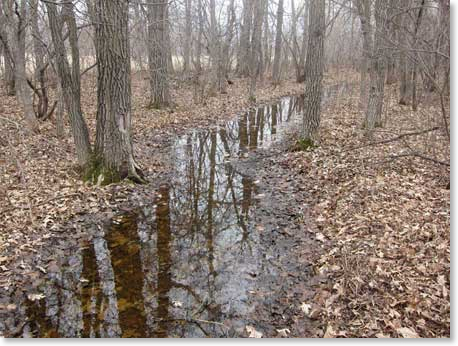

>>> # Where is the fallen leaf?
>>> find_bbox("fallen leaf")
[27,293,46,301]
[246,325,263,338]
[316,233,326,242]
[172,300,183,308]
[300,302,312,316]
[323,325,336,338]
[397,327,419,338]
[276,328,290,337]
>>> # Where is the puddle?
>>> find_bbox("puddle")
[2,84,350,338]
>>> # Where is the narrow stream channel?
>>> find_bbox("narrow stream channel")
[3,84,350,338]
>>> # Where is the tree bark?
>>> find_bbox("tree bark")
[297,1,309,82]
[208,0,223,94]
[302,0,325,143]
[46,1,92,166]
[364,0,386,130]
[398,0,412,105]
[93,0,144,184]
[272,0,284,84]
[147,0,170,108]
[1,41,15,96]
[237,0,253,77]
[1,0,39,132]
[31,0,49,119]
[248,0,264,100]
[354,0,372,112]
[411,0,426,112]
[183,0,192,73]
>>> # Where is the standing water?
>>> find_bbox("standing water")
[2,85,349,338]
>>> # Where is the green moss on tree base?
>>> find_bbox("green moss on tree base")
[291,138,318,152]
[82,156,121,186]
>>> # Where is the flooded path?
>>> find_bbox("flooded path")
[1,85,349,338]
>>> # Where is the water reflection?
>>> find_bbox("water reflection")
[10,89,348,338]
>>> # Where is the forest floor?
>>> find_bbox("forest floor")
[0,73,306,271]
[271,83,450,337]
[0,70,450,338]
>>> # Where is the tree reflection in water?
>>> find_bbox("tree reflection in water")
[17,94,307,338]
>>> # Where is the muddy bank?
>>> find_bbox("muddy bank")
[1,91,313,337]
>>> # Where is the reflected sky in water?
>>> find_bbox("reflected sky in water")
[8,88,348,338]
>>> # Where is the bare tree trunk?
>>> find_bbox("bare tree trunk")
[93,0,144,184]
[262,0,270,76]
[1,0,39,132]
[46,1,92,166]
[1,42,15,96]
[166,6,174,75]
[195,0,203,72]
[272,0,284,84]
[192,0,204,103]
[31,0,49,119]
[398,0,412,105]
[439,0,449,94]
[56,79,65,139]
[183,0,192,73]
[298,1,309,82]
[221,0,235,88]
[209,0,223,94]
[364,0,386,130]
[147,0,170,108]
[248,0,264,100]
[132,3,146,72]
[411,0,426,112]
[385,0,397,85]
[237,0,253,77]
[302,0,325,143]
[355,0,372,112]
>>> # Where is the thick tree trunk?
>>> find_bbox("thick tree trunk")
[147,0,170,108]
[302,0,325,143]
[272,0,284,84]
[93,0,144,184]
[46,2,92,167]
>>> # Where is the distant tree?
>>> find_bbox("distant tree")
[237,0,253,77]
[183,0,192,73]
[0,41,15,96]
[0,0,39,132]
[272,0,284,85]
[363,0,386,130]
[46,0,92,166]
[248,0,264,100]
[147,0,170,109]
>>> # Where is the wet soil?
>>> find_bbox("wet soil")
[0,84,348,338]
